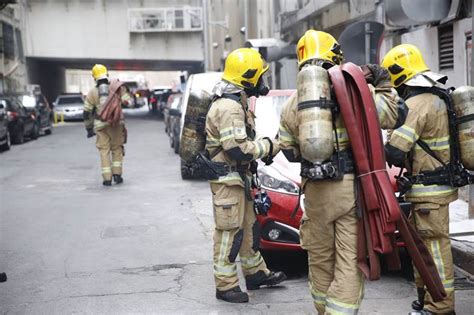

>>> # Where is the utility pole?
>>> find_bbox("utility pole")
[202,0,210,71]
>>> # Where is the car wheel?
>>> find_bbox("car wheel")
[174,139,179,154]
[12,127,24,144]
[0,131,10,151]
[31,123,39,140]
[180,159,193,180]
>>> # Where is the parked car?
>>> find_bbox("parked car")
[54,94,84,121]
[0,100,10,151]
[179,72,223,179]
[148,86,174,114]
[164,93,182,135]
[249,90,411,252]
[167,93,183,154]
[18,93,53,135]
[0,95,38,144]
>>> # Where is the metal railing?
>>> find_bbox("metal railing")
[128,7,203,33]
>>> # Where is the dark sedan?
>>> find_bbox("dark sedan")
[19,94,53,136]
[0,95,37,144]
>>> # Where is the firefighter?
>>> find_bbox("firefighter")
[205,48,286,303]
[279,30,407,314]
[84,64,131,186]
[382,44,457,315]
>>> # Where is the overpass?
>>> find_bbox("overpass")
[24,0,205,100]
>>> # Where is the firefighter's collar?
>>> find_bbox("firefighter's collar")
[405,71,448,88]
[213,80,242,97]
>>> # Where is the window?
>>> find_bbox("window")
[2,22,14,59]
[439,25,454,70]
[128,7,203,32]
[15,28,23,60]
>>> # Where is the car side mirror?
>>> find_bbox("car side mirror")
[169,108,181,116]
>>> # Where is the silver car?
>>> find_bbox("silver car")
[54,94,84,121]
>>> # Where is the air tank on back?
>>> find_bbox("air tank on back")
[451,86,474,170]
[179,89,213,163]
[297,64,334,164]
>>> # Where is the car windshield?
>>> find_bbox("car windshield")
[57,96,83,105]
[254,94,293,138]
[21,95,36,108]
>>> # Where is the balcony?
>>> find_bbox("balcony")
[128,7,203,33]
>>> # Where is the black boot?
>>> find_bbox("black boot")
[113,175,123,184]
[215,286,249,303]
[411,288,425,311]
[0,272,6,283]
[245,270,287,290]
[103,180,112,186]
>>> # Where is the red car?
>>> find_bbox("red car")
[250,90,410,251]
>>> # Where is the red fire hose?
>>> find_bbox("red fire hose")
[328,63,446,302]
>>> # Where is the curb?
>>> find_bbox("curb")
[452,240,474,277]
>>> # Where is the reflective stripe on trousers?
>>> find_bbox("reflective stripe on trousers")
[325,297,360,315]
[406,184,457,198]
[214,231,238,277]
[240,252,263,269]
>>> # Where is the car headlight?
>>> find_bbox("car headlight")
[257,166,299,195]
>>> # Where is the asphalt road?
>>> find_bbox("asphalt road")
[1,108,473,314]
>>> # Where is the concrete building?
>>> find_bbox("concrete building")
[0,2,27,94]
[274,0,472,89]
[23,0,205,101]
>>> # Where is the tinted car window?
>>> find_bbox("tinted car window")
[57,96,83,105]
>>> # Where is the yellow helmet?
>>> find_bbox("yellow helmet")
[222,48,269,89]
[381,44,430,87]
[296,30,343,68]
[92,64,108,81]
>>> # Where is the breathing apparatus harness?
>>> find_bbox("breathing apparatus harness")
[299,96,355,181]
[396,86,473,195]
[194,92,275,215]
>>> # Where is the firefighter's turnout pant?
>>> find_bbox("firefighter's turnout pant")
[411,200,455,314]
[95,124,124,181]
[210,183,269,291]
[301,174,364,315]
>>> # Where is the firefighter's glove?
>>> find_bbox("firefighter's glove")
[261,137,280,166]
[86,128,96,138]
[250,161,258,174]
[361,64,391,88]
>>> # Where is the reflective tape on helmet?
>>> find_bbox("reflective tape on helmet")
[240,252,264,269]
[101,167,111,174]
[393,125,419,144]
[326,297,360,315]
[406,184,457,197]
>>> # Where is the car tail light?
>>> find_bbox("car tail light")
[7,111,18,120]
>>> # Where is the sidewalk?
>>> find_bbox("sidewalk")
[449,199,474,276]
